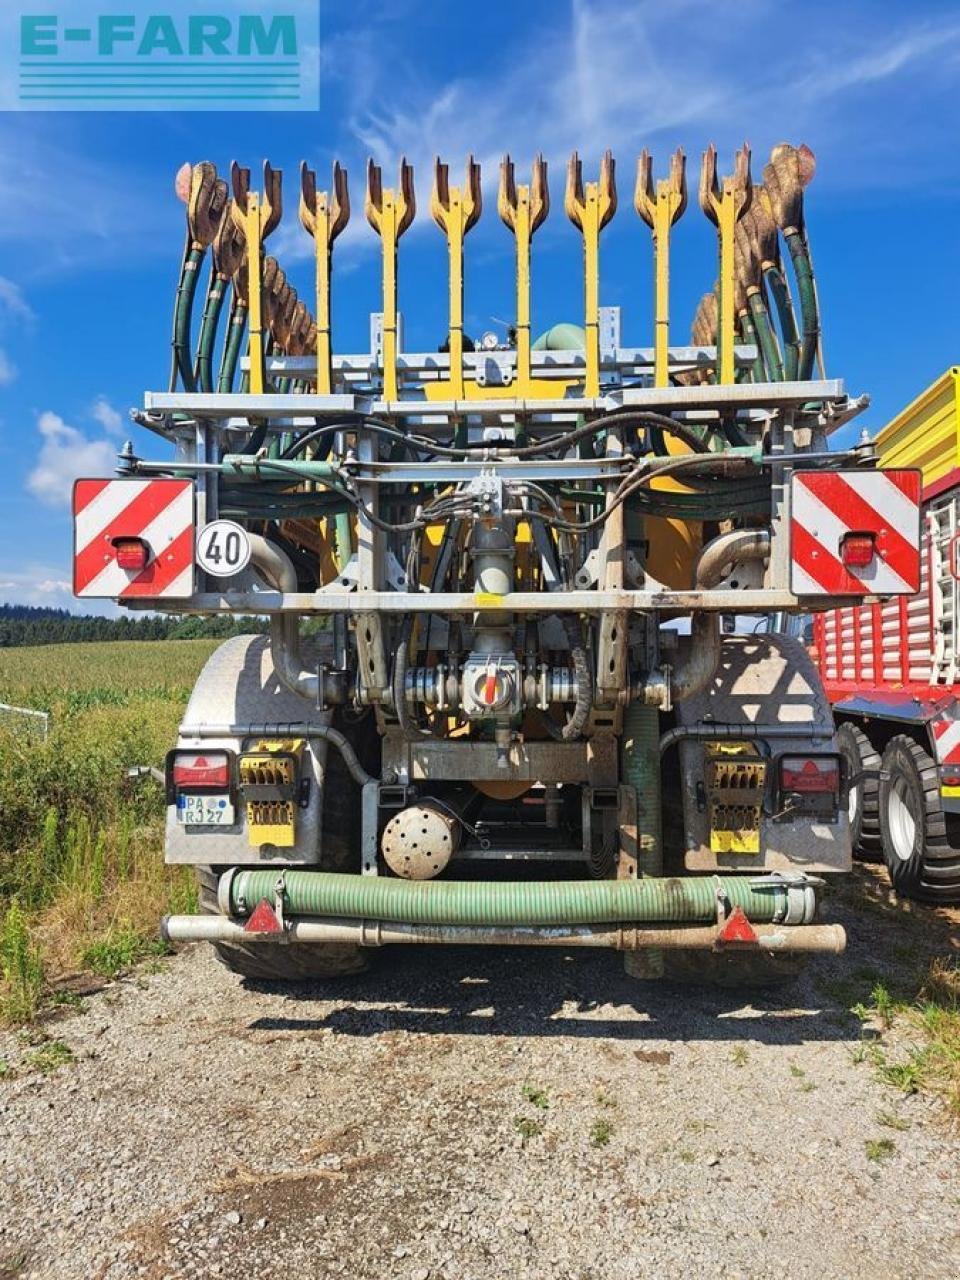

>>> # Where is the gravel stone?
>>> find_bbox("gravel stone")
[0,879,959,1278]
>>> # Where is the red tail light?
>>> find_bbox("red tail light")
[840,532,875,568]
[780,755,840,795]
[171,751,231,789]
[112,536,150,571]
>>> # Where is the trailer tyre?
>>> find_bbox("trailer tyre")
[836,722,881,859]
[194,714,378,980]
[879,735,960,902]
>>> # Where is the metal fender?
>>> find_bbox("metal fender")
[675,633,852,873]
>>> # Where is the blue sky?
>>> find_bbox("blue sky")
[1,0,959,612]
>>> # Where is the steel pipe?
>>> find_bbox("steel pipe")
[161,913,845,954]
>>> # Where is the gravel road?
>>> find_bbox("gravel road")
[1,868,958,1280]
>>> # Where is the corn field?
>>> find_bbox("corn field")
[0,640,219,1021]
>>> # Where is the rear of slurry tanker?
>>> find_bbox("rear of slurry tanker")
[72,141,923,982]
[813,369,960,905]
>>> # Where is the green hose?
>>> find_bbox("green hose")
[738,312,766,383]
[748,292,783,381]
[764,265,800,382]
[229,869,798,927]
[621,705,662,878]
[172,245,204,392]
[217,296,247,393]
[194,275,228,393]
[784,231,819,380]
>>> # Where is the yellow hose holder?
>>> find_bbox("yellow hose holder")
[704,744,766,856]
[239,739,304,848]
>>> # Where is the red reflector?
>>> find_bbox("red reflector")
[718,905,759,945]
[172,751,230,789]
[780,756,839,794]
[112,536,149,571]
[244,898,282,935]
[840,532,875,568]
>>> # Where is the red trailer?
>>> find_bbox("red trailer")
[813,368,960,901]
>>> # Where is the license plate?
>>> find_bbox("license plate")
[176,794,234,826]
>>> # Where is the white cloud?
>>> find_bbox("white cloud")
[26,410,117,508]
[0,277,33,323]
[91,397,125,435]
[0,566,120,617]
[339,0,960,208]
[0,349,16,385]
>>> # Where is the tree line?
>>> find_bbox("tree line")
[0,604,267,648]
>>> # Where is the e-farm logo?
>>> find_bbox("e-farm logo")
[5,2,318,110]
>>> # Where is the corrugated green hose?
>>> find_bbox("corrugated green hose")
[764,265,801,382]
[217,295,247,393]
[748,292,783,381]
[229,870,796,927]
[194,274,228,394]
[784,231,819,380]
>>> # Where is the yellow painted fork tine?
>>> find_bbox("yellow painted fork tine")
[300,160,349,394]
[635,149,687,388]
[230,160,283,395]
[699,143,752,385]
[431,155,481,401]
[498,154,549,399]
[565,151,617,399]
[365,157,415,403]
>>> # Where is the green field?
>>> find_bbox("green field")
[0,640,220,1020]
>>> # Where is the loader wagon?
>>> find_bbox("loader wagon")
[73,142,923,982]
[814,368,960,903]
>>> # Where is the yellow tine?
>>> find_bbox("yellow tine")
[698,143,752,384]
[230,161,265,394]
[634,148,686,387]
[431,155,482,400]
[499,154,549,397]
[365,157,416,401]
[300,159,350,394]
[565,150,618,398]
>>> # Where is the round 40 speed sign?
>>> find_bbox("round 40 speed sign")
[196,520,252,578]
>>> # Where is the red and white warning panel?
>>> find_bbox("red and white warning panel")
[790,469,921,597]
[73,478,195,600]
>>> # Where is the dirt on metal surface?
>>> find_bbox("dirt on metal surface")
[0,866,958,1280]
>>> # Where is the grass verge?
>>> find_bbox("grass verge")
[0,640,216,1025]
